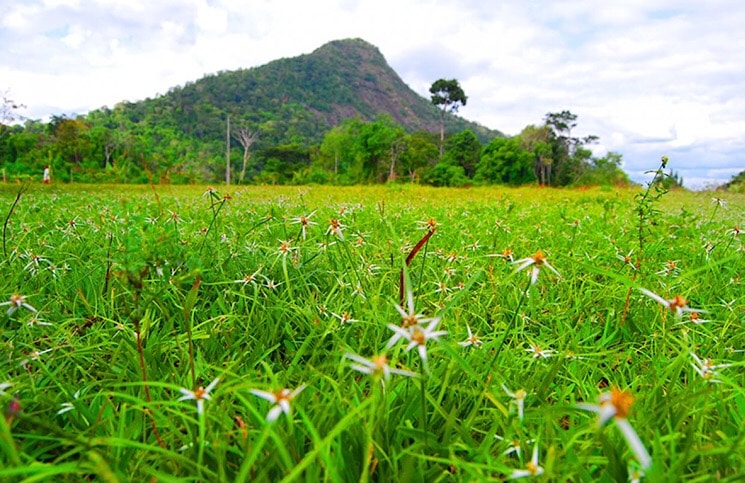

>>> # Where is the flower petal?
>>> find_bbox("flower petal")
[615,418,652,470]
[250,389,277,403]
[266,405,283,423]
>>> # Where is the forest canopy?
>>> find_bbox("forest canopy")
[1,104,629,187]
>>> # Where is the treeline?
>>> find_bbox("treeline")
[0,107,630,187]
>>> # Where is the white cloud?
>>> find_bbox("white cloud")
[1,4,39,29]
[61,24,90,48]
[91,0,144,8]
[195,0,228,34]
[42,0,79,8]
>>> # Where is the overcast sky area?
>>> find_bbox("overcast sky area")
[2,0,744,189]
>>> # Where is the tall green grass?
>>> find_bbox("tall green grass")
[1,182,743,481]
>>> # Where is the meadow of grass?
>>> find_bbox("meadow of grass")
[0,176,743,482]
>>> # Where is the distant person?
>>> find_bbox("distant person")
[43,166,51,184]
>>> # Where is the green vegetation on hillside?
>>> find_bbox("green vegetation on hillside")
[719,169,745,192]
[1,39,630,187]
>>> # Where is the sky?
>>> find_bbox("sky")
[1,0,744,189]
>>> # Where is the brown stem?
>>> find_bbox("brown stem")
[399,228,436,305]
[134,318,167,449]
[102,235,113,296]
[3,182,28,260]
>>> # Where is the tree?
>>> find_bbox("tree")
[1,91,25,125]
[529,111,601,186]
[652,168,684,190]
[315,118,361,181]
[226,116,231,185]
[442,129,481,178]
[254,143,310,184]
[574,151,630,186]
[50,115,92,166]
[387,131,408,182]
[475,137,535,185]
[400,131,439,182]
[424,162,468,187]
[429,79,467,158]
[3,122,46,177]
[233,124,259,183]
[543,110,576,185]
[1,91,26,175]
[544,110,577,143]
[518,125,553,185]
[352,115,404,183]
[89,125,123,168]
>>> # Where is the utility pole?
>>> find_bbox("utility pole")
[226,115,231,185]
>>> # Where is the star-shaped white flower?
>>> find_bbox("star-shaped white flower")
[290,210,317,240]
[458,324,482,348]
[513,250,560,285]
[502,384,528,422]
[250,384,306,423]
[691,352,731,383]
[577,388,652,470]
[526,343,554,359]
[711,197,727,208]
[387,317,446,373]
[2,294,37,316]
[509,444,544,479]
[234,267,262,285]
[638,288,703,318]
[178,377,220,416]
[331,311,358,326]
[386,286,434,348]
[326,218,345,240]
[344,353,417,383]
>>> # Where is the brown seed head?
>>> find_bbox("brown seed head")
[609,387,634,419]
[669,295,688,312]
[531,250,546,267]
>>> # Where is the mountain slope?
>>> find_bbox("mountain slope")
[116,38,501,146]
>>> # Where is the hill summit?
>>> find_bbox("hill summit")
[116,38,500,146]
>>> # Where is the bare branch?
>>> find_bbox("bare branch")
[1,90,26,124]
[233,125,259,183]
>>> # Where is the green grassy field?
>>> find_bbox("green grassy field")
[0,180,743,482]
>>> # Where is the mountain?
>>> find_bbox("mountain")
[113,38,502,146]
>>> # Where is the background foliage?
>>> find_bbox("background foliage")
[0,39,641,188]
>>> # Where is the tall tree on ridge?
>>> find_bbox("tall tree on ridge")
[543,110,599,185]
[429,79,467,159]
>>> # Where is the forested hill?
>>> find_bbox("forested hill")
[116,38,500,146]
[9,38,576,186]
